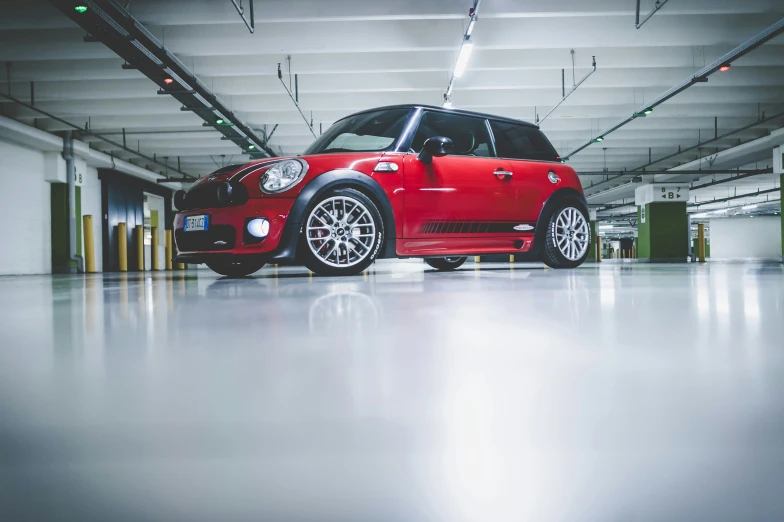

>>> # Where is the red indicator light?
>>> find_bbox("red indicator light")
[719,64,731,72]
[163,78,174,84]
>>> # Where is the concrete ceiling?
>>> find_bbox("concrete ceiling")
[0,0,782,211]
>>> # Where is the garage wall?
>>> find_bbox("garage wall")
[0,119,162,275]
[0,138,51,275]
[709,217,782,261]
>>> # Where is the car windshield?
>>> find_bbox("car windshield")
[303,108,412,155]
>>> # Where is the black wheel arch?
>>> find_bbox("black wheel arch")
[271,169,397,263]
[531,188,589,256]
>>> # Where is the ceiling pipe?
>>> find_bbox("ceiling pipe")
[562,17,784,160]
[50,0,273,159]
[691,187,780,207]
[0,91,195,179]
[538,54,596,124]
[230,0,255,34]
[636,0,671,29]
[277,64,317,140]
[584,111,784,193]
[689,170,775,190]
[630,111,784,172]
[603,188,783,219]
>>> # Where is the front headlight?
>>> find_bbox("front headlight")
[260,159,307,194]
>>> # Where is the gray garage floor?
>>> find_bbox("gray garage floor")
[1,260,783,522]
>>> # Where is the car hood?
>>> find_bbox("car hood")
[190,152,387,188]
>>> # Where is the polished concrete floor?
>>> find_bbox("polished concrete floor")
[1,260,783,522]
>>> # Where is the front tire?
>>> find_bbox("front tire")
[301,188,385,276]
[424,257,467,271]
[206,258,265,277]
[542,204,591,268]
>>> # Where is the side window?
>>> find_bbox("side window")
[489,121,560,162]
[411,111,492,157]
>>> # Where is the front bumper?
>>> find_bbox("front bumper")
[173,198,296,262]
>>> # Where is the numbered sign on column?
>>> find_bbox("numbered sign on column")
[73,168,84,187]
[659,186,685,201]
[635,183,690,206]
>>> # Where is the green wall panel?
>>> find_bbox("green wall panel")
[637,202,687,262]
[50,184,69,271]
[50,184,82,272]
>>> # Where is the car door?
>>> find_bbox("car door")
[488,120,562,223]
[403,111,518,239]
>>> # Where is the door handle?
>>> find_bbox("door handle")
[494,169,513,178]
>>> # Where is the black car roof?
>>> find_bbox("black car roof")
[341,104,539,129]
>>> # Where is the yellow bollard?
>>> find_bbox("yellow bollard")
[118,222,127,272]
[83,215,96,273]
[177,262,185,270]
[596,236,602,262]
[632,245,637,259]
[697,223,706,263]
[151,227,159,271]
[509,254,514,263]
[474,256,480,263]
[165,230,173,270]
[135,225,144,271]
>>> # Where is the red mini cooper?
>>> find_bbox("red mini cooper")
[173,105,590,277]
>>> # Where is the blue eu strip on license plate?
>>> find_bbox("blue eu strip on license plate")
[184,215,209,232]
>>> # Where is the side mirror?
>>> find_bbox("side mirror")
[418,136,454,164]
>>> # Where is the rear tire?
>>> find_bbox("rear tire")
[424,257,467,271]
[542,204,591,269]
[206,258,265,277]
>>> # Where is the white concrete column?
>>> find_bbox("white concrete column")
[774,146,783,261]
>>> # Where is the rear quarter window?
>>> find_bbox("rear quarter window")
[490,121,560,162]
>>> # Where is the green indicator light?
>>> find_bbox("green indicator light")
[248,145,256,150]
[74,5,88,13]
[216,119,224,125]
[644,108,653,115]
[594,137,604,143]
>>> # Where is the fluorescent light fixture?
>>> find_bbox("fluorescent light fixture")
[599,225,614,230]
[443,101,453,108]
[466,19,476,36]
[742,204,758,210]
[692,212,709,218]
[712,208,730,214]
[453,38,474,78]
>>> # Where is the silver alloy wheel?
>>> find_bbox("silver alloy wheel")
[552,207,590,261]
[306,196,377,268]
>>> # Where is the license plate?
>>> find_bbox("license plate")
[184,215,209,232]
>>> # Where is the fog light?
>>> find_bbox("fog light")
[247,218,270,238]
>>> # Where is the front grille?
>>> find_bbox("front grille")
[184,184,221,210]
[183,183,249,210]
[175,225,236,252]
